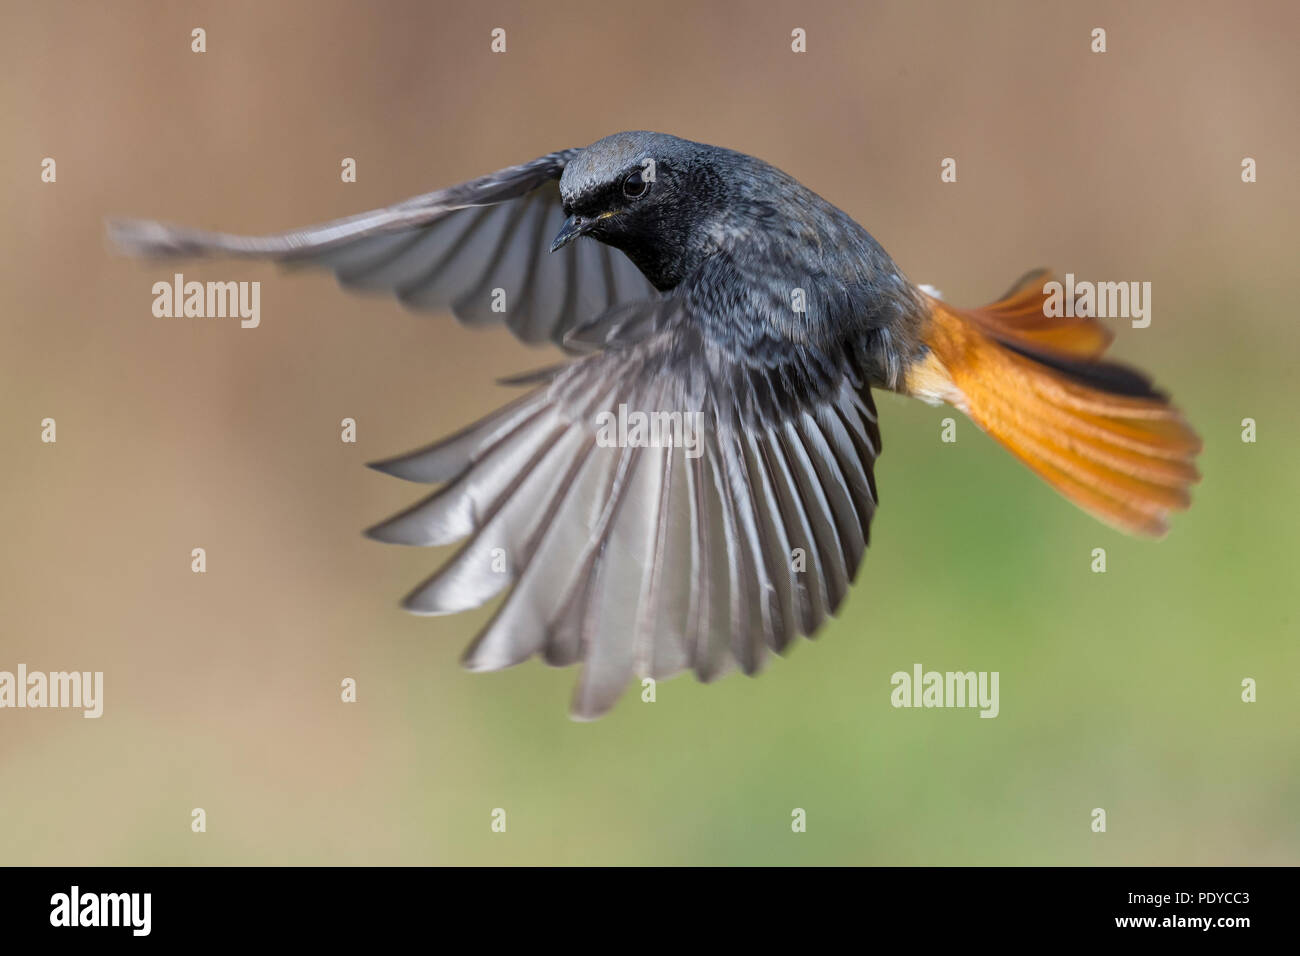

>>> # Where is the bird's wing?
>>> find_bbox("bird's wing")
[367,294,881,719]
[107,149,656,348]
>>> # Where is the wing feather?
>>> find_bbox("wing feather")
[364,298,880,715]
[107,150,656,349]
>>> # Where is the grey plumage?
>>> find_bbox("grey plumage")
[108,149,655,348]
[110,130,920,719]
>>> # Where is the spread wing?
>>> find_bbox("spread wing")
[366,292,882,719]
[107,150,656,347]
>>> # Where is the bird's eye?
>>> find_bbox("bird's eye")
[622,169,650,199]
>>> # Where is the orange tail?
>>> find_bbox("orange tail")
[906,270,1202,536]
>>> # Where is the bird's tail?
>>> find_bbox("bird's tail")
[905,270,1201,536]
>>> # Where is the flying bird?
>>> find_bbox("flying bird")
[109,131,1201,718]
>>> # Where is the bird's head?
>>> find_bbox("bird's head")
[554,131,733,290]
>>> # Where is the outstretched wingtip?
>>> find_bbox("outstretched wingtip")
[365,457,406,478]
[106,218,201,259]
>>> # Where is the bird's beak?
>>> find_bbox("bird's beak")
[551,211,618,252]
[550,214,589,252]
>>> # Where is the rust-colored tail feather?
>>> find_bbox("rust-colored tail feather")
[910,273,1201,537]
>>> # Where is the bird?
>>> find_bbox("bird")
[109,130,1201,719]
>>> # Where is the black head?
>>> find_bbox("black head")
[554,131,733,291]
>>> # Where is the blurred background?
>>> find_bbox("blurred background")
[1,0,1297,865]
